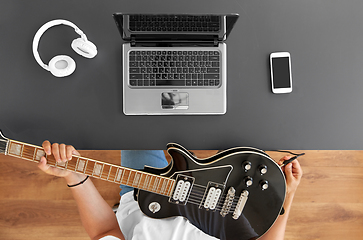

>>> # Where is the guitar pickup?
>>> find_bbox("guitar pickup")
[169,174,194,205]
[201,182,225,211]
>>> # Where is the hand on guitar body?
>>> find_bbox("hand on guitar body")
[259,155,303,240]
[278,155,303,196]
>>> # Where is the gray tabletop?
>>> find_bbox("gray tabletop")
[1,0,362,150]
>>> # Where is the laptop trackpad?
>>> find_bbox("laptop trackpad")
[161,92,189,110]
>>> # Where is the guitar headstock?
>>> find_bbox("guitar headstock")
[0,130,9,154]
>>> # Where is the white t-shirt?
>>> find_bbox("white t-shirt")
[100,191,218,240]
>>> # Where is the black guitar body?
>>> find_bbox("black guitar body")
[135,143,286,240]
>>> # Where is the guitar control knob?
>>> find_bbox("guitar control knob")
[244,176,253,187]
[259,165,268,175]
[260,180,269,190]
[242,161,252,171]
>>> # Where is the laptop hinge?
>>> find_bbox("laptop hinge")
[130,40,217,47]
[131,37,136,47]
[214,37,219,47]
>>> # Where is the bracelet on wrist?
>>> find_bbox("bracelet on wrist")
[67,175,89,188]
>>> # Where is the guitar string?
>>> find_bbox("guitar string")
[20,151,241,209]
[183,185,240,205]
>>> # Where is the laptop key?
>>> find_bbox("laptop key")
[207,68,219,73]
[204,74,219,79]
[130,68,140,73]
[130,80,137,86]
[130,74,143,79]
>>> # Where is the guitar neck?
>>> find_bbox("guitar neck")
[5,139,175,197]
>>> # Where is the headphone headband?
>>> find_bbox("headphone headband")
[32,19,88,71]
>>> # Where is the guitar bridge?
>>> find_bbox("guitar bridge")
[232,190,249,219]
[220,187,235,217]
[169,174,194,205]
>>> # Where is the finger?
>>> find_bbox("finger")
[38,156,51,173]
[38,156,67,177]
[66,145,77,160]
[291,160,303,179]
[73,149,81,156]
[284,162,295,180]
[278,155,292,165]
[59,144,67,162]
[52,143,61,162]
[42,140,52,155]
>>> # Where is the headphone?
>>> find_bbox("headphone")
[32,19,97,77]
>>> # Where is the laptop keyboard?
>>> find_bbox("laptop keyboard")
[129,50,221,87]
[128,14,220,32]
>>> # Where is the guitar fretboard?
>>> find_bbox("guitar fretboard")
[6,140,175,197]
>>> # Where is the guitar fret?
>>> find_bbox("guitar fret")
[118,167,124,183]
[20,144,24,158]
[143,175,150,190]
[126,170,132,186]
[156,177,162,194]
[83,158,88,174]
[107,165,112,180]
[75,157,84,173]
[115,168,123,183]
[109,166,118,182]
[114,167,119,182]
[32,147,37,161]
[99,163,105,178]
[148,175,156,191]
[133,172,141,187]
[92,162,101,177]
[160,178,167,194]
[153,177,160,192]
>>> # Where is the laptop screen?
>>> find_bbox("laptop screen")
[113,13,239,43]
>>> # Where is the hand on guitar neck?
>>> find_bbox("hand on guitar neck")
[37,140,86,186]
[36,140,125,240]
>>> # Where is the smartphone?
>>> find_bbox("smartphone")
[269,52,292,94]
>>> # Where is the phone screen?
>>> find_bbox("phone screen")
[272,57,291,88]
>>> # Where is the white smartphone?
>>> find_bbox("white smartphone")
[269,52,292,94]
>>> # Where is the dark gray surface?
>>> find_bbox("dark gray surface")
[1,0,363,150]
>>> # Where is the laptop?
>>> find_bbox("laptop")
[113,13,239,115]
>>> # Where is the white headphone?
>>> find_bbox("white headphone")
[32,19,97,77]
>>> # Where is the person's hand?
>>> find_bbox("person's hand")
[37,140,81,178]
[278,156,303,195]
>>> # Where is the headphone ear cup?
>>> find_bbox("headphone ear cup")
[71,38,97,58]
[48,55,76,77]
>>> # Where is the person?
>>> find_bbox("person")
[37,141,303,240]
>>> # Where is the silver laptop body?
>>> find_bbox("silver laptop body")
[113,13,239,115]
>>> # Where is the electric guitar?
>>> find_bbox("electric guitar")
[0,131,286,240]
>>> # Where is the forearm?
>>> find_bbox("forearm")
[258,192,295,240]
[65,173,124,240]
